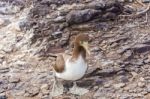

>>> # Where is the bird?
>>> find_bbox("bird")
[51,33,90,96]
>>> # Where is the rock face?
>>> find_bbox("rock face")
[66,9,101,25]
[0,0,150,99]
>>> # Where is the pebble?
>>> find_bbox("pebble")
[142,0,150,3]
[9,76,20,83]
[117,75,129,83]
[138,82,145,88]
[147,84,150,92]
[87,1,105,10]
[144,58,150,63]
[0,93,7,99]
[114,83,126,89]
[40,84,49,95]
[139,77,145,82]
[0,18,5,26]
[25,86,39,97]
[0,88,5,93]
[15,90,25,96]
[53,16,65,23]
[51,31,62,39]
[7,83,16,90]
[8,22,21,32]
[104,83,111,88]
[0,67,10,73]
[91,46,102,52]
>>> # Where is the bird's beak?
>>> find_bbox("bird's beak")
[82,42,90,55]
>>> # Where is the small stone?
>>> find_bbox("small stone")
[144,57,150,63]
[9,76,20,83]
[7,83,16,90]
[131,72,138,78]
[8,22,21,32]
[0,67,9,73]
[92,47,101,52]
[40,84,49,95]
[0,18,5,26]
[53,16,65,23]
[0,93,7,99]
[104,83,111,88]
[139,77,145,82]
[15,90,25,96]
[118,0,125,2]
[141,91,148,95]
[69,86,89,96]
[117,76,129,83]
[114,83,126,89]
[142,0,150,3]
[41,95,49,99]
[0,88,5,93]
[51,31,62,39]
[87,1,105,10]
[41,84,49,90]
[93,86,99,90]
[25,86,39,97]
[137,93,143,97]
[129,0,134,2]
[138,82,145,88]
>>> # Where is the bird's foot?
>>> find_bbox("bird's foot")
[69,82,89,95]
[51,80,64,97]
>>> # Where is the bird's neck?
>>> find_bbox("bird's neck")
[72,43,86,60]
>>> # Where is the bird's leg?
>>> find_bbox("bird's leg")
[51,76,58,92]
[73,82,78,88]
[51,73,64,97]
[69,81,89,95]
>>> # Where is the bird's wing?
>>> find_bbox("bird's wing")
[53,54,65,73]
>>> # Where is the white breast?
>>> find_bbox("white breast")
[55,55,87,81]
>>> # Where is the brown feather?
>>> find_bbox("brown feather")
[53,55,65,73]
[53,54,71,73]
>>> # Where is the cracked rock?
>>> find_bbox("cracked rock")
[66,9,100,25]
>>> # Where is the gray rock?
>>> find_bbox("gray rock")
[51,31,62,39]
[0,67,9,73]
[117,75,129,83]
[0,93,7,99]
[66,9,100,25]
[0,18,5,26]
[53,16,66,23]
[147,84,150,92]
[104,83,111,88]
[87,1,105,10]
[40,84,50,95]
[9,76,20,83]
[7,83,16,90]
[114,83,126,89]
[25,86,39,97]
[138,82,145,88]
[142,0,150,3]
[144,58,150,63]
[102,12,117,20]
[119,0,134,2]
[118,0,125,2]
[14,90,25,96]
[0,88,5,93]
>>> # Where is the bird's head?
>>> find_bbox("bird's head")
[74,34,90,55]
